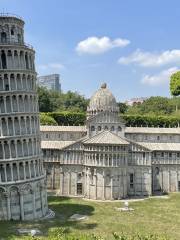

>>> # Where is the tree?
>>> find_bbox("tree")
[170,71,180,96]
[118,102,128,114]
[37,86,53,112]
[63,91,89,112]
[127,96,174,115]
[37,86,89,113]
[40,113,58,125]
[170,71,180,111]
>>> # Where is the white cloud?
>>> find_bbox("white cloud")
[76,36,130,55]
[38,62,65,71]
[118,49,180,67]
[141,67,179,86]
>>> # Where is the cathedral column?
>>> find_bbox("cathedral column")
[94,169,97,199]
[102,170,105,200]
[110,176,113,200]
[5,193,11,220]
[19,190,24,220]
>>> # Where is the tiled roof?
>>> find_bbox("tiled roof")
[41,141,76,150]
[83,131,129,145]
[137,142,180,151]
[125,127,180,134]
[40,125,86,132]
[40,126,180,134]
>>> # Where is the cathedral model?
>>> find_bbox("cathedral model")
[0,14,48,220]
[41,83,180,200]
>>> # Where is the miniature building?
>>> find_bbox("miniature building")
[0,14,48,220]
[41,83,180,200]
[37,74,61,92]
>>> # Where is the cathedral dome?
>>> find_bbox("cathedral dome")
[87,83,119,117]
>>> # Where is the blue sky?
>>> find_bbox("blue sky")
[1,0,180,101]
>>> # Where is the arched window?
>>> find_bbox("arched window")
[25,53,29,69]
[91,126,95,131]
[1,51,7,69]
[17,34,21,43]
[1,32,7,43]
[104,126,108,130]
[11,29,14,35]
[111,126,115,131]
[118,126,122,131]
[155,167,159,175]
[98,126,101,131]
[157,136,160,141]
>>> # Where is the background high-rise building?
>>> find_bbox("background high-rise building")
[37,74,61,92]
[0,14,48,220]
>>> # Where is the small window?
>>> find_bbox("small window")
[104,126,108,130]
[161,152,164,157]
[155,167,159,175]
[169,153,172,158]
[157,136,160,141]
[111,126,115,131]
[130,173,134,188]
[11,29,14,35]
[77,183,83,195]
[5,84,9,91]
[143,152,145,159]
[98,126,101,131]
[91,126,95,131]
[46,134,48,139]
[118,126,122,131]
[177,153,180,158]
[130,173,134,183]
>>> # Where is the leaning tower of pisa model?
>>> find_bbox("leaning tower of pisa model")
[0,14,48,220]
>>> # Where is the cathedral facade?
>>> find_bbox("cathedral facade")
[41,83,180,200]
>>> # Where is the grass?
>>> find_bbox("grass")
[1,193,180,239]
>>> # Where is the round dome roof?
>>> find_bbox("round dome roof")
[87,83,119,114]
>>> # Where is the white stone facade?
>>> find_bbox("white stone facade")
[42,84,180,200]
[0,15,48,220]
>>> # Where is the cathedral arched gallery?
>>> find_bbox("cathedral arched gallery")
[41,83,180,200]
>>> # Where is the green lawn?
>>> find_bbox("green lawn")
[1,193,180,239]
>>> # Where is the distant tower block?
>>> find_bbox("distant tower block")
[0,14,48,220]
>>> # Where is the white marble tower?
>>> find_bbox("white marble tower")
[0,14,48,220]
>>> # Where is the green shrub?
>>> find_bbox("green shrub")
[46,111,86,126]
[122,114,180,127]
[40,113,58,126]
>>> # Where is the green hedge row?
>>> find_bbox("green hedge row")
[40,112,180,127]
[46,111,86,126]
[122,115,180,127]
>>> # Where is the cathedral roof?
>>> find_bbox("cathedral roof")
[87,83,119,113]
[83,130,129,145]
[137,142,180,151]
[126,127,180,134]
[41,141,76,149]
[40,125,86,132]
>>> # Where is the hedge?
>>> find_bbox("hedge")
[40,113,58,126]
[122,115,180,127]
[46,111,86,126]
[40,112,180,127]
